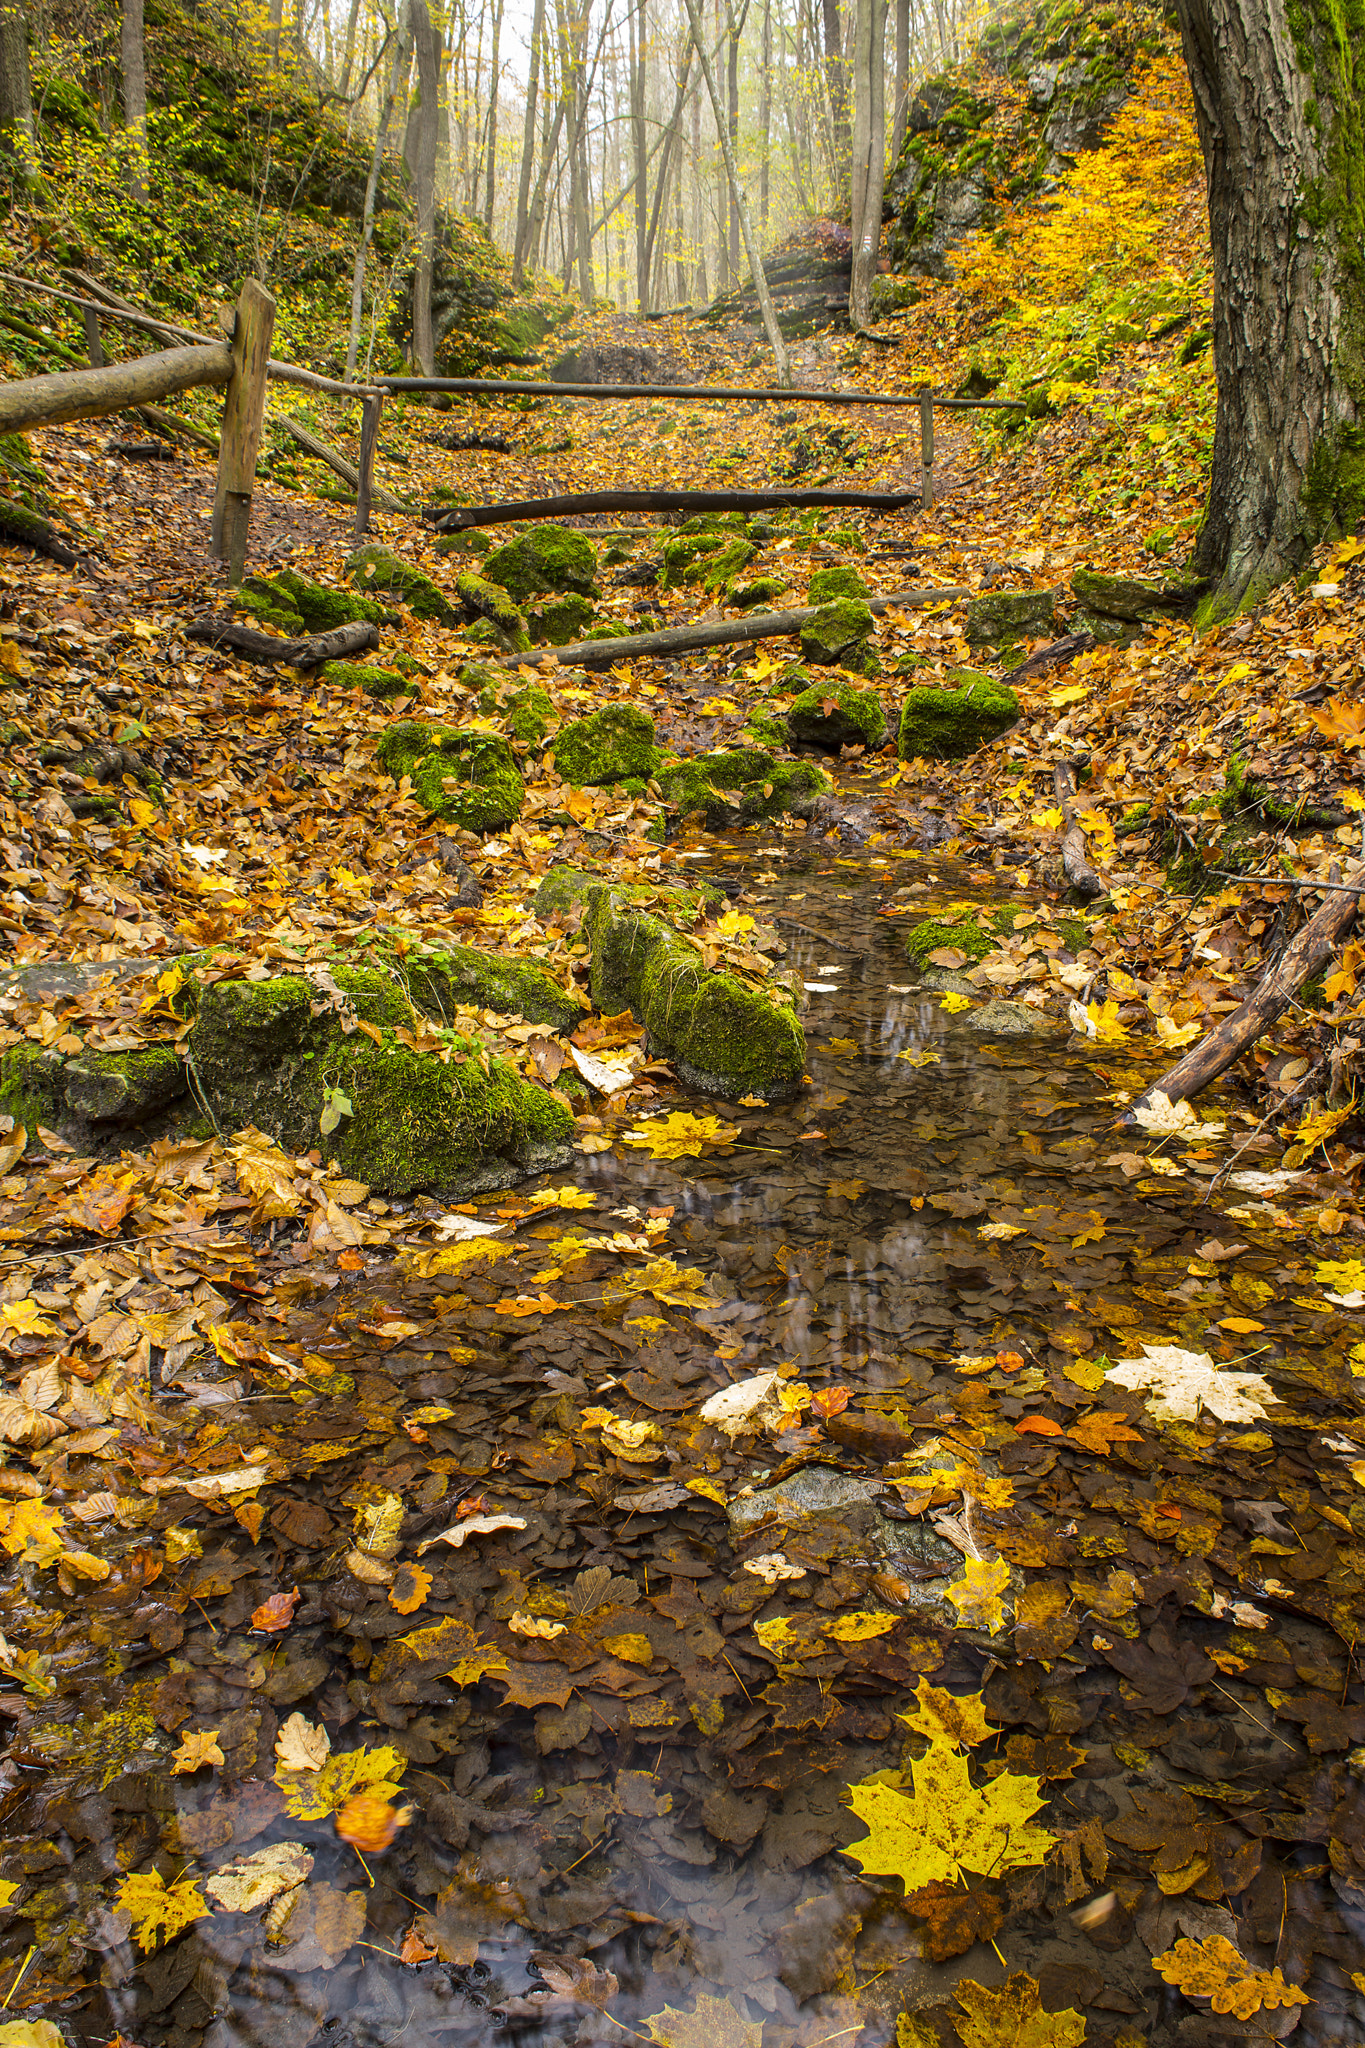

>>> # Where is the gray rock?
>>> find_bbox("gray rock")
[965,588,1060,644]
[965,998,1066,1036]
[728,1468,881,1534]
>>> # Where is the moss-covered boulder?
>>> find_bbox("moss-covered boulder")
[799,598,878,673]
[0,1038,188,1142]
[1070,566,1206,621]
[476,679,554,746]
[899,673,1019,758]
[659,533,725,589]
[236,570,392,636]
[729,577,789,611]
[344,546,460,627]
[905,913,1000,969]
[582,889,805,1101]
[377,720,525,830]
[385,941,581,1032]
[482,525,598,604]
[659,752,831,827]
[527,593,596,646]
[534,866,722,922]
[455,572,531,652]
[553,704,661,786]
[964,588,1059,644]
[742,708,791,747]
[807,565,870,604]
[321,661,411,699]
[186,968,573,1197]
[788,678,886,751]
[701,538,757,594]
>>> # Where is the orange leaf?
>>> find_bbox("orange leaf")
[335,1792,410,1852]
[399,1926,438,1966]
[1014,1416,1064,1437]
[388,1563,432,1616]
[995,1351,1026,1373]
[1067,1411,1144,1454]
[811,1387,851,1420]
[251,1585,300,1632]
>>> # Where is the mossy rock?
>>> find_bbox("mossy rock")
[455,571,531,652]
[581,619,638,643]
[0,1040,186,1144]
[534,866,721,922]
[729,577,789,611]
[377,720,525,831]
[789,678,886,751]
[807,565,870,604]
[482,524,598,604]
[1070,566,1207,621]
[0,431,48,510]
[659,533,725,589]
[701,538,757,595]
[798,598,878,673]
[527,593,595,646]
[236,571,391,636]
[659,752,830,826]
[476,680,554,746]
[898,672,1019,759]
[742,709,791,747]
[382,940,581,1033]
[964,588,1059,643]
[344,546,459,627]
[553,704,661,786]
[186,968,573,1197]
[321,661,411,699]
[905,914,1002,969]
[582,890,805,1101]
[234,580,304,634]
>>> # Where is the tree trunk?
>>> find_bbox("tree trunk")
[512,0,546,279]
[120,0,147,200]
[643,33,692,289]
[1175,0,1365,614]
[0,0,34,176]
[630,0,648,308]
[758,0,770,232]
[726,10,740,280]
[821,0,849,195]
[406,0,441,376]
[526,96,565,279]
[345,8,412,383]
[482,0,502,231]
[338,0,362,93]
[890,0,908,160]
[680,0,790,382]
[848,0,885,328]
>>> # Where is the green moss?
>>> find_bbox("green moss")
[661,755,830,825]
[236,571,391,636]
[807,565,870,603]
[1070,567,1206,621]
[964,589,1059,643]
[477,680,554,745]
[789,678,886,749]
[701,538,757,594]
[533,866,720,921]
[381,940,581,1032]
[344,546,460,626]
[581,619,638,642]
[798,598,878,673]
[377,720,525,830]
[905,915,995,967]
[482,525,598,603]
[0,433,47,511]
[552,703,661,786]
[0,1044,67,1131]
[234,581,304,634]
[1302,424,1365,539]
[62,1045,186,1125]
[1220,751,1344,830]
[659,533,725,588]
[526,593,596,645]
[899,672,1019,759]
[729,577,789,611]
[742,709,791,747]
[455,572,531,651]
[186,969,573,1196]
[582,891,805,1101]
[321,662,410,698]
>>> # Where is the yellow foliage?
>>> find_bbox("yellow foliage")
[116,1869,212,1952]
[623,1112,740,1159]
[843,1734,1052,1890]
[954,1972,1087,2048]
[946,1555,1012,1634]
[275,1743,407,1821]
[900,1676,995,1749]
[1152,1937,1310,2020]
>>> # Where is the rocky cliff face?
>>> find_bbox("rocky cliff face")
[888,0,1168,279]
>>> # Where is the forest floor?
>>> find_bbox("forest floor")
[1,245,1365,2048]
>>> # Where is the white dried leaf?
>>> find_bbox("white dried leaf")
[275,1713,331,1772]
[698,1371,783,1439]
[508,1611,567,1639]
[1109,1344,1273,1424]
[432,1213,506,1242]
[416,1512,527,1555]
[1133,1089,1225,1140]
[206,1842,313,1913]
[569,1045,637,1095]
[741,1552,806,1583]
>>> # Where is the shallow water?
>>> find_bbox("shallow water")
[6,829,1365,2048]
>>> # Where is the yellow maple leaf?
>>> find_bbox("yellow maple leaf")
[527,1185,597,1209]
[843,1734,1052,1891]
[900,1676,994,1749]
[623,1112,740,1160]
[0,1299,55,1337]
[946,1555,1012,1634]
[0,1499,65,1565]
[643,1993,763,2048]
[954,1972,1086,2048]
[116,1869,212,1953]
[1031,807,1065,829]
[1294,1102,1354,1152]
[939,992,973,1014]
[1085,998,1128,1044]
[228,1127,300,1222]
[1152,1937,1311,2020]
[172,1728,226,1774]
[274,1743,407,1822]
[447,1650,512,1686]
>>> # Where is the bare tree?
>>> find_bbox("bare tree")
[405,0,441,374]
[346,4,413,382]
[890,0,907,159]
[758,0,770,232]
[821,0,849,192]
[848,0,884,326]
[629,0,647,306]
[511,0,546,277]
[482,0,503,228]
[121,0,147,200]
[0,0,34,181]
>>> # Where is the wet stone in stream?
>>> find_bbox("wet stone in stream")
[0,840,1362,2048]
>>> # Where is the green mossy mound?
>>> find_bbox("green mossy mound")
[0,1040,186,1144]
[729,577,789,611]
[483,525,598,604]
[659,752,831,826]
[789,678,886,750]
[476,680,554,747]
[701,539,757,595]
[742,709,791,747]
[905,915,996,968]
[799,598,878,673]
[455,572,531,652]
[1071,566,1206,622]
[186,968,573,1197]
[533,866,721,922]
[581,620,638,643]
[659,533,725,589]
[964,588,1058,643]
[235,570,391,637]
[807,565,871,603]
[527,593,596,646]
[382,941,581,1032]
[344,546,460,627]
[553,704,661,786]
[899,672,1019,758]
[377,720,525,830]
[322,662,411,699]
[582,889,805,1101]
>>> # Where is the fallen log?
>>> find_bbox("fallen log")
[0,495,79,567]
[499,585,970,669]
[185,618,379,669]
[0,342,233,437]
[1053,760,1104,899]
[1002,631,1097,690]
[1137,861,1362,1109]
[278,413,408,514]
[135,402,219,453]
[431,486,924,532]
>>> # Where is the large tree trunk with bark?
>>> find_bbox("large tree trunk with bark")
[1176,0,1365,615]
[511,0,545,278]
[848,0,885,329]
[405,0,441,378]
[120,0,148,201]
[0,0,36,177]
[821,0,850,196]
[345,8,412,382]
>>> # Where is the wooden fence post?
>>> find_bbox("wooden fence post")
[211,280,276,586]
[83,308,104,368]
[355,392,383,539]
[919,389,935,509]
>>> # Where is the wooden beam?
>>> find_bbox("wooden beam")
[278,410,406,513]
[211,281,276,587]
[355,392,384,537]
[383,375,1027,410]
[432,485,924,531]
[919,388,934,509]
[0,342,232,436]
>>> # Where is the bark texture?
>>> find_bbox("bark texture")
[0,0,35,173]
[1176,0,1365,612]
[405,0,442,378]
[121,0,148,200]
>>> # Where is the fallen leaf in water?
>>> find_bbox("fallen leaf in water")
[953,1971,1086,2047]
[643,1993,763,2048]
[417,1513,528,1553]
[624,1111,740,1159]
[116,1869,212,1952]
[1152,1936,1311,2020]
[901,1677,994,1749]
[741,1552,807,1582]
[206,1841,313,1912]
[335,1792,411,1852]
[509,1611,567,1638]
[1067,1410,1143,1453]
[275,1714,331,1772]
[844,1735,1052,1892]
[904,1879,1005,1961]
[172,1728,226,1773]
[388,1563,433,1614]
[1110,1345,1273,1423]
[251,1586,300,1632]
[496,1952,620,2017]
[946,1556,1011,1634]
